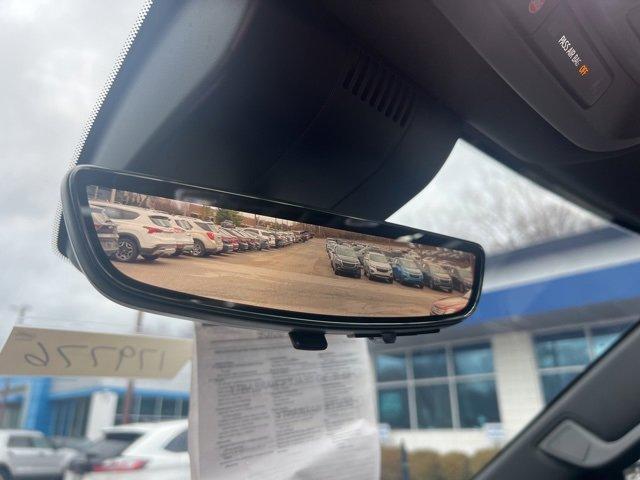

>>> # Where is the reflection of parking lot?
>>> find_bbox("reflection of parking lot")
[114,238,458,317]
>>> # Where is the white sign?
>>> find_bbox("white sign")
[0,326,192,379]
[190,324,380,480]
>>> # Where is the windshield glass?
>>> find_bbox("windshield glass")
[336,246,357,257]
[368,253,387,263]
[457,268,472,280]
[428,264,446,275]
[379,139,638,477]
[3,4,639,480]
[398,259,418,269]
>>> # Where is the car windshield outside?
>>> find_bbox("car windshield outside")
[336,246,357,257]
[398,259,418,269]
[368,253,387,263]
[2,4,639,480]
[457,268,472,280]
[428,263,447,275]
[379,139,638,478]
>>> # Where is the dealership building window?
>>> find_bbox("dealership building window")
[0,401,23,429]
[115,394,189,424]
[534,322,630,404]
[375,342,500,430]
[51,397,90,437]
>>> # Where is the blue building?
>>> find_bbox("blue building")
[0,368,190,440]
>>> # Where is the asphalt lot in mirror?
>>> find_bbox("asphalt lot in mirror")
[113,238,464,317]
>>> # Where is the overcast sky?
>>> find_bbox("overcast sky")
[0,1,604,343]
[0,0,189,342]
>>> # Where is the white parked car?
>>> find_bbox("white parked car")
[244,228,276,248]
[90,206,119,258]
[170,216,197,256]
[64,421,189,480]
[90,201,177,262]
[179,218,224,257]
[0,429,76,480]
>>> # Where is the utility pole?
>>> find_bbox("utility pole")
[121,310,143,424]
[0,305,31,427]
[400,441,410,480]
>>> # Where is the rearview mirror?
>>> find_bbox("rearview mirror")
[61,166,484,348]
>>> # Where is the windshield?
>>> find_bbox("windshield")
[398,259,418,269]
[457,268,472,280]
[379,139,637,477]
[368,253,387,263]
[4,4,639,480]
[336,246,357,257]
[427,263,446,275]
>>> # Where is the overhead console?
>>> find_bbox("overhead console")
[433,0,640,152]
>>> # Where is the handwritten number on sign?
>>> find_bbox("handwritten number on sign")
[90,346,117,367]
[57,345,89,368]
[116,346,136,371]
[24,342,50,367]
[139,348,157,371]
[22,341,168,373]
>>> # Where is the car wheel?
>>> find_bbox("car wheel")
[418,284,424,289]
[429,279,434,289]
[356,272,361,279]
[192,240,206,257]
[115,236,139,262]
[388,278,393,284]
[142,254,159,261]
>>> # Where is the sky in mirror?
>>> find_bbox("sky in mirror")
[0,1,603,341]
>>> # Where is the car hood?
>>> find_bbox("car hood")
[433,295,467,308]
[403,267,422,275]
[369,260,391,269]
[433,273,451,280]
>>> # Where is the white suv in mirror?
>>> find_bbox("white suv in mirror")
[90,201,177,262]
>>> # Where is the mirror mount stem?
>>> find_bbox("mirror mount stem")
[289,331,328,351]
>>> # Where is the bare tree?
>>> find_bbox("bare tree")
[390,141,603,254]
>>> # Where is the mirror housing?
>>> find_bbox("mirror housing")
[61,166,484,348]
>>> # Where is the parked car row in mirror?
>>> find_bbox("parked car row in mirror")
[325,238,472,293]
[89,200,312,263]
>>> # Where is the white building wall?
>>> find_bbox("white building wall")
[85,390,118,440]
[389,430,495,455]
[387,331,544,454]
[492,332,544,438]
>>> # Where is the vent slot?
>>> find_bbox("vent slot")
[342,51,414,127]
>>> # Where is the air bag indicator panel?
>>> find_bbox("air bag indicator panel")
[533,5,611,106]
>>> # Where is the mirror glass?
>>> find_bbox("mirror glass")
[86,185,477,318]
